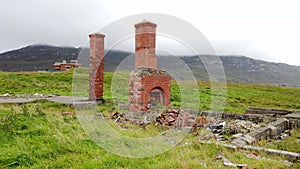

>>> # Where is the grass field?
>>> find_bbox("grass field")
[1,101,299,168]
[0,70,300,168]
[1,70,299,113]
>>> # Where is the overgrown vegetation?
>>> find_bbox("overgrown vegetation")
[0,101,298,168]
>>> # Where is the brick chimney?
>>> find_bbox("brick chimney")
[89,33,105,100]
[135,20,157,69]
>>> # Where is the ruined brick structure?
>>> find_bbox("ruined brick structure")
[52,60,80,71]
[88,21,171,111]
[89,33,105,100]
[129,21,171,112]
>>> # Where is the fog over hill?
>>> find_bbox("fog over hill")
[0,45,299,86]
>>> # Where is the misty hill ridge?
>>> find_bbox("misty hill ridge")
[0,44,299,86]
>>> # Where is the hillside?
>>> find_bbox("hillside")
[0,45,300,86]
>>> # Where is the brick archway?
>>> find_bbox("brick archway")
[149,87,166,106]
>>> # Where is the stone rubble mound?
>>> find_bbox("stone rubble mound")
[106,108,295,147]
[226,119,261,134]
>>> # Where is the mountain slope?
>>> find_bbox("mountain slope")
[0,45,299,86]
[181,55,300,86]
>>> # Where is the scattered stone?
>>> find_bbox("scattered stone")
[202,141,300,163]
[142,115,151,124]
[226,119,261,134]
[199,160,207,167]
[239,149,260,159]
[239,149,293,166]
[199,133,215,141]
[195,116,207,127]
[275,130,290,140]
[215,153,248,168]
[207,121,226,131]
[231,133,256,146]
[61,112,75,116]
[183,126,193,133]
[94,113,103,119]
[32,93,44,98]
[200,119,227,141]
[2,93,10,97]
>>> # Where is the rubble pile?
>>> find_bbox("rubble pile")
[225,119,261,134]
[106,108,295,147]
[193,116,227,141]
[155,108,195,129]
[206,120,226,141]
[156,112,228,141]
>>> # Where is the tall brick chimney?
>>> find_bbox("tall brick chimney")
[129,20,171,112]
[135,20,157,69]
[89,33,105,100]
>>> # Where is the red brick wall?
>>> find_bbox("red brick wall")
[89,33,105,100]
[129,74,171,112]
[135,21,157,69]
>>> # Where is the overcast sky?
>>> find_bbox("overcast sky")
[1,0,300,66]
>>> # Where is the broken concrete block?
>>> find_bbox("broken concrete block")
[269,118,289,135]
[249,127,272,140]
[183,126,193,133]
[267,125,278,137]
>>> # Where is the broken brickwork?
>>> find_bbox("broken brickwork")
[134,20,157,69]
[129,68,170,112]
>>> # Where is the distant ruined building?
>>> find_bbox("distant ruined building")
[52,60,80,71]
[89,20,170,112]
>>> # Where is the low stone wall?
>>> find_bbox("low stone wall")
[195,111,265,123]
[245,107,293,116]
